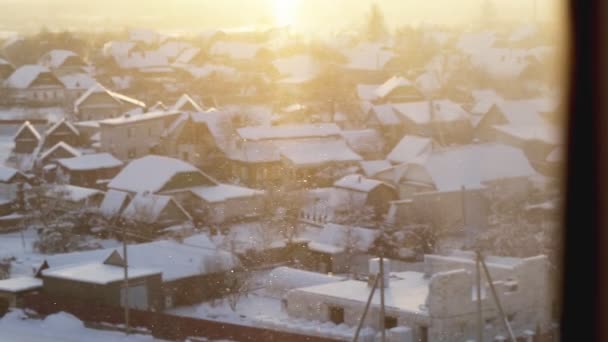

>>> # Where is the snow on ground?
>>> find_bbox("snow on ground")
[0,309,161,341]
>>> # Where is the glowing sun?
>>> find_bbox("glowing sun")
[273,0,300,27]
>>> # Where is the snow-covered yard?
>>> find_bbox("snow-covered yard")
[0,309,162,341]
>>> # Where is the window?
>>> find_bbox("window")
[384,316,398,329]
[182,151,189,161]
[328,306,344,325]
[127,127,135,138]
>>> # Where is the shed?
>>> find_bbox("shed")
[0,277,42,309]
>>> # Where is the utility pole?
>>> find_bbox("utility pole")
[476,251,483,342]
[122,221,130,334]
[477,251,516,342]
[379,254,386,342]
[353,275,379,342]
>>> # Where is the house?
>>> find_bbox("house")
[392,100,473,145]
[99,110,182,160]
[42,119,81,149]
[386,143,537,201]
[386,135,433,165]
[41,262,163,311]
[38,49,87,71]
[57,72,98,103]
[227,124,345,187]
[301,223,379,274]
[74,83,146,121]
[158,110,224,169]
[0,165,28,215]
[37,142,81,167]
[13,121,41,153]
[37,235,239,310]
[367,76,425,104]
[0,277,42,310]
[98,189,132,219]
[0,58,15,80]
[341,43,395,83]
[55,153,123,188]
[333,174,397,217]
[121,192,191,230]
[286,253,552,342]
[107,155,261,224]
[358,160,392,178]
[3,65,66,105]
[364,104,403,147]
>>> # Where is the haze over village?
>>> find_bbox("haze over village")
[0,1,565,341]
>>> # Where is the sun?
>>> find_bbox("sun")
[273,0,300,27]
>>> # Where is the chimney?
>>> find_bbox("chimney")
[368,258,390,288]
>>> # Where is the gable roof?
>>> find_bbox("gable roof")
[48,184,104,203]
[45,119,80,137]
[392,100,469,125]
[108,155,215,193]
[190,184,264,203]
[423,143,537,191]
[171,94,203,112]
[56,153,123,171]
[358,160,392,177]
[357,84,381,101]
[39,49,81,69]
[174,47,202,65]
[374,76,413,99]
[121,192,191,223]
[13,121,41,141]
[99,189,131,218]
[38,141,81,162]
[237,123,341,141]
[0,165,24,183]
[5,64,59,89]
[279,139,362,167]
[387,135,433,164]
[334,174,394,193]
[74,83,145,110]
[340,129,384,155]
[370,104,401,126]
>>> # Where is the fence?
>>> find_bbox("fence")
[22,292,340,342]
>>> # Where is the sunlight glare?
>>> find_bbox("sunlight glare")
[274,0,300,27]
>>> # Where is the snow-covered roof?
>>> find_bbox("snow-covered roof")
[0,165,23,183]
[58,73,96,90]
[171,94,203,112]
[273,55,320,84]
[158,41,192,59]
[56,153,123,171]
[0,277,42,293]
[492,100,551,125]
[343,43,395,71]
[42,263,160,285]
[49,184,104,203]
[308,223,379,255]
[5,64,55,89]
[178,63,237,79]
[279,139,362,167]
[121,192,189,223]
[99,189,130,218]
[494,124,561,145]
[102,40,135,58]
[114,51,169,69]
[470,47,530,79]
[265,267,345,297]
[74,83,145,110]
[546,146,563,163]
[334,174,393,193]
[370,104,400,126]
[392,100,469,125]
[174,47,202,64]
[358,160,392,177]
[357,84,381,101]
[108,155,214,193]
[291,271,429,314]
[99,110,179,126]
[39,49,80,69]
[340,129,384,156]
[387,135,433,164]
[210,41,264,60]
[237,123,341,141]
[38,142,81,162]
[470,89,503,115]
[190,184,263,203]
[13,121,41,141]
[374,76,413,99]
[424,143,537,191]
[45,119,80,137]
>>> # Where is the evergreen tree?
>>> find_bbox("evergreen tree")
[365,3,389,42]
